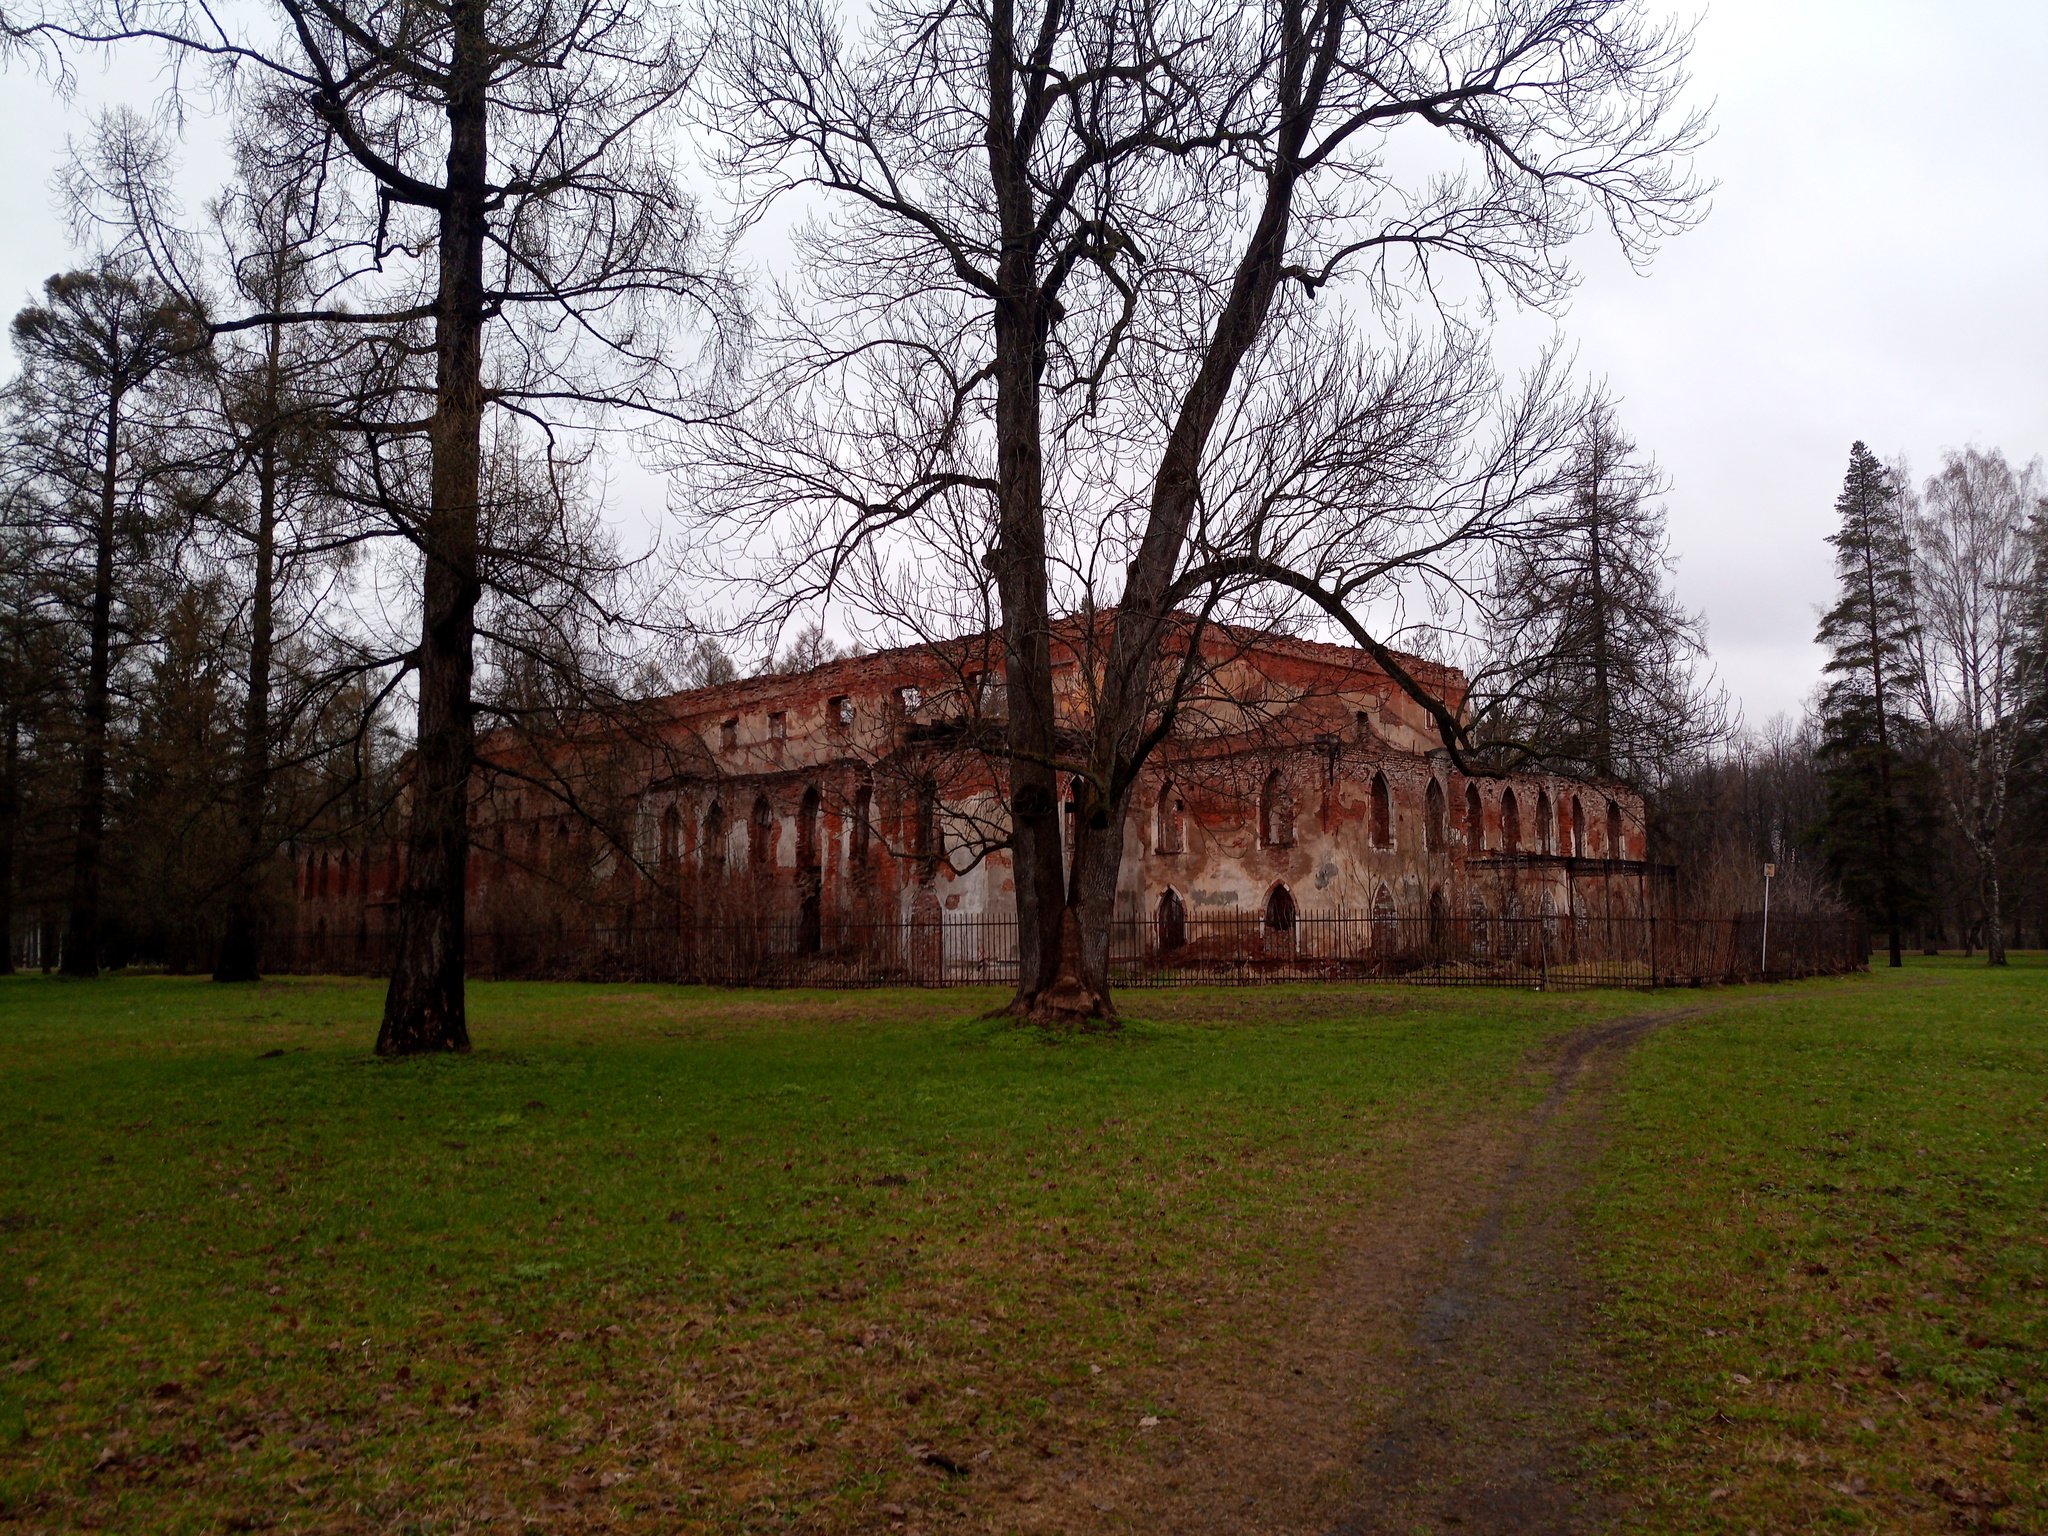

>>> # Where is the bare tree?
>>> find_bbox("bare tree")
[10,0,723,1046]
[689,0,1707,1021]
[1909,447,2042,966]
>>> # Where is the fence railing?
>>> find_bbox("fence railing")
[273,909,1867,990]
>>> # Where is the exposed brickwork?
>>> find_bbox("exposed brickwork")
[294,622,1656,961]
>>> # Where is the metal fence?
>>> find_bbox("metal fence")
[274,909,1867,991]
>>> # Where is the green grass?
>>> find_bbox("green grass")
[1591,956,2048,1532]
[0,973,1646,1533]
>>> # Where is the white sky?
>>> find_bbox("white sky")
[2,0,2042,729]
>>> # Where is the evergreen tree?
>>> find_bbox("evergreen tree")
[1811,442,1938,965]
[1473,402,1729,787]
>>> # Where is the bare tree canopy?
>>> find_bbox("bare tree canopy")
[682,0,1709,1022]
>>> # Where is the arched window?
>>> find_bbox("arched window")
[749,795,775,867]
[850,784,873,880]
[1424,779,1446,854]
[798,786,821,869]
[915,783,943,860]
[1372,883,1399,952]
[1369,771,1393,849]
[1607,799,1625,859]
[703,801,726,872]
[337,850,351,891]
[659,805,681,868]
[1155,782,1185,855]
[1156,888,1187,952]
[1466,783,1484,850]
[1535,790,1553,855]
[1500,789,1521,855]
[1264,883,1296,936]
[1261,770,1294,848]
[1569,795,1585,858]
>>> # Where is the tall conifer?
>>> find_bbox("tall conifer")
[1811,442,1937,964]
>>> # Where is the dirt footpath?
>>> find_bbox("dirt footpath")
[1026,1005,1711,1536]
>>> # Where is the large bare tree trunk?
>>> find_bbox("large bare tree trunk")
[984,0,1066,1016]
[377,12,488,1055]
[62,392,122,978]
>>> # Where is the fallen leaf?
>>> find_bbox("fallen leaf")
[1138,1416,1160,1428]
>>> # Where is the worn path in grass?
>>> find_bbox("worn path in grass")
[1057,1002,1724,1536]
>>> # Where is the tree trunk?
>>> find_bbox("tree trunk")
[1981,856,2005,966]
[215,333,282,983]
[0,709,18,975]
[376,12,488,1055]
[982,0,1065,1015]
[62,389,122,978]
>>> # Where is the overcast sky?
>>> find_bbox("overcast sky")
[1,0,2042,730]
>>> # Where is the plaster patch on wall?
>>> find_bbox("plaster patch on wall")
[1315,861,1338,889]
[1189,889,1240,907]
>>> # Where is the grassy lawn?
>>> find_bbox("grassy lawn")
[1592,956,2048,1532]
[0,973,1645,1534]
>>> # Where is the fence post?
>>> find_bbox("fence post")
[1648,914,1658,989]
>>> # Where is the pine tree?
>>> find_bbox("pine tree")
[1474,402,1729,787]
[1811,442,1938,965]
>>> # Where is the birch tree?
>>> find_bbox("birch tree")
[1909,447,2042,966]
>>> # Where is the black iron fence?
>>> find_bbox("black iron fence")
[274,909,1867,990]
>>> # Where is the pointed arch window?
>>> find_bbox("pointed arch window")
[1535,790,1553,855]
[659,804,681,868]
[915,783,943,860]
[749,795,775,867]
[1606,799,1625,859]
[703,801,726,872]
[1264,883,1297,937]
[1465,783,1484,850]
[850,783,873,881]
[1155,781,1185,855]
[1369,771,1393,849]
[1371,883,1399,952]
[1569,795,1585,858]
[1424,779,1446,853]
[1500,789,1521,855]
[1156,888,1187,952]
[1260,770,1294,848]
[797,786,822,869]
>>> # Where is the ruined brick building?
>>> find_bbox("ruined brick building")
[293,620,1661,978]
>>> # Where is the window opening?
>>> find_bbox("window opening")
[1369,771,1393,849]
[1156,782,1185,854]
[1261,769,1294,848]
[1156,888,1187,952]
